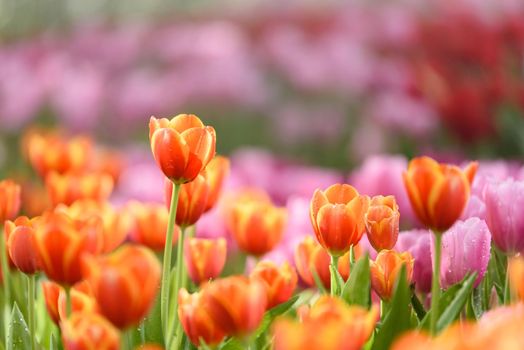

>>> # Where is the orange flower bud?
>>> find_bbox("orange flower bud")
[294,236,353,290]
[178,288,226,346]
[61,312,120,350]
[365,195,400,251]
[0,179,21,222]
[227,197,287,256]
[46,171,114,207]
[165,174,210,227]
[310,184,369,256]
[35,210,104,285]
[185,237,227,285]
[42,280,99,325]
[134,345,164,350]
[82,244,161,329]
[403,156,478,232]
[370,250,414,301]
[20,181,50,217]
[202,156,230,212]
[201,275,267,336]
[149,115,216,184]
[26,132,92,178]
[508,256,524,302]
[222,188,271,229]
[5,216,41,274]
[126,201,179,251]
[250,261,298,309]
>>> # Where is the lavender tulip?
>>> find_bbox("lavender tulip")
[395,230,432,293]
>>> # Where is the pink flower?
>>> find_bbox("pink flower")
[484,179,524,255]
[395,230,432,293]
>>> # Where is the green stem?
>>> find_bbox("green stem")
[170,226,187,348]
[28,274,36,350]
[65,286,72,317]
[349,245,355,266]
[160,182,181,345]
[330,255,339,296]
[1,224,11,343]
[430,232,442,335]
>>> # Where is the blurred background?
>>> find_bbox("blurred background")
[1,0,524,184]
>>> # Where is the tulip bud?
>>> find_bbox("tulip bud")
[365,195,400,251]
[42,280,98,325]
[165,174,210,227]
[395,230,432,293]
[0,180,21,222]
[46,171,114,207]
[149,115,216,184]
[82,244,161,329]
[5,216,40,274]
[61,312,120,350]
[403,156,477,232]
[202,156,230,212]
[184,237,227,285]
[370,250,414,301]
[250,261,297,309]
[310,184,369,256]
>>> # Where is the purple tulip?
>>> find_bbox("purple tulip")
[484,179,524,255]
[395,230,433,293]
[434,218,491,289]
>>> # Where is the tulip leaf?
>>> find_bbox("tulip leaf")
[371,266,412,350]
[410,291,426,322]
[341,252,370,307]
[219,337,244,350]
[252,295,300,344]
[311,268,328,294]
[329,264,344,296]
[436,273,477,332]
[7,303,31,350]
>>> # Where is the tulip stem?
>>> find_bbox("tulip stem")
[430,232,442,335]
[349,245,355,266]
[330,255,339,296]
[161,182,181,345]
[27,274,36,350]
[0,224,11,342]
[171,225,188,349]
[65,286,72,317]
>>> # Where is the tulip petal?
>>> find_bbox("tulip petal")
[151,128,190,181]
[181,127,216,181]
[324,184,359,204]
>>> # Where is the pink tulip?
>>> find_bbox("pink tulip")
[395,230,432,293]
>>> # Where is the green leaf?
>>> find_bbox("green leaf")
[341,252,370,307]
[253,295,299,342]
[329,264,344,295]
[218,337,244,350]
[419,279,464,330]
[410,291,426,322]
[371,266,412,350]
[142,293,164,345]
[436,273,477,332]
[311,268,328,294]
[7,303,31,350]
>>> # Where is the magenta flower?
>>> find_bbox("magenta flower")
[484,179,524,255]
[434,218,491,289]
[395,230,432,293]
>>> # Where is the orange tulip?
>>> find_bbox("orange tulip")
[42,280,99,325]
[178,288,226,346]
[227,196,287,256]
[134,345,164,350]
[165,174,210,227]
[294,236,353,290]
[61,312,120,350]
[46,171,114,207]
[90,149,125,184]
[26,132,92,178]
[370,250,414,301]
[365,195,400,251]
[149,114,216,184]
[508,256,524,301]
[250,261,298,309]
[0,179,21,222]
[184,237,227,285]
[127,201,179,252]
[20,180,50,217]
[403,156,478,232]
[202,156,230,212]
[82,244,161,329]
[201,275,267,336]
[35,210,103,285]
[4,216,40,274]
[310,184,369,256]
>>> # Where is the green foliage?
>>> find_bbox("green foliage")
[341,252,370,307]
[7,303,31,350]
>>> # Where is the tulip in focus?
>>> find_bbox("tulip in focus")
[365,195,400,251]
[251,260,298,308]
[395,230,433,293]
[310,184,369,256]
[370,250,414,301]
[82,244,161,329]
[184,237,227,285]
[403,156,477,232]
[202,155,230,212]
[61,312,120,350]
[149,114,216,184]
[4,216,41,274]
[46,171,114,207]
[165,174,210,227]
[0,179,21,222]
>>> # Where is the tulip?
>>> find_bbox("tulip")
[310,184,369,256]
[436,218,491,289]
[34,210,103,285]
[0,179,21,222]
[42,280,99,325]
[134,345,164,350]
[395,230,433,293]
[365,195,400,251]
[370,250,414,301]
[202,156,230,212]
[250,261,298,308]
[178,288,226,346]
[200,275,267,336]
[484,179,524,255]
[508,256,524,302]
[184,237,227,285]
[127,201,179,252]
[165,174,210,227]
[82,244,161,329]
[46,171,114,207]
[403,156,477,232]
[4,216,40,274]
[227,197,287,256]
[61,312,120,350]
[149,114,216,184]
